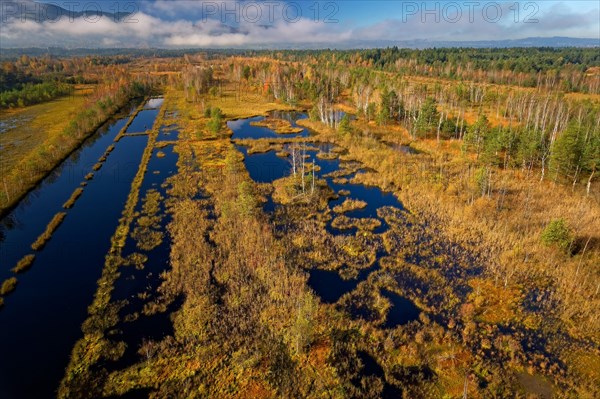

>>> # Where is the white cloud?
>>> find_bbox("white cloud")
[0,9,353,47]
[0,1,598,48]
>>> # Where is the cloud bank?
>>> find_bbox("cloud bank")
[0,0,598,48]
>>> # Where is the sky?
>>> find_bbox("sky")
[0,0,599,47]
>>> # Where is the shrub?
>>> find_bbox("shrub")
[338,114,351,134]
[211,106,222,118]
[541,218,573,252]
[475,167,490,197]
[333,198,367,214]
[309,106,320,122]
[63,187,84,209]
[31,212,67,250]
[12,254,35,273]
[207,107,223,134]
[0,277,17,295]
[237,181,258,216]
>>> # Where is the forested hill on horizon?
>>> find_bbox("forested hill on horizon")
[0,36,599,57]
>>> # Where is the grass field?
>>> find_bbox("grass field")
[0,85,95,177]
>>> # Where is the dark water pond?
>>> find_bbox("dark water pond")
[307,264,376,304]
[157,124,180,142]
[382,289,421,328]
[235,143,401,232]
[230,112,419,326]
[228,111,311,140]
[236,146,290,183]
[0,98,162,399]
[326,180,402,235]
[126,109,160,133]
[356,351,404,398]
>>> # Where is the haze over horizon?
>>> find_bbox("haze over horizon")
[0,0,599,48]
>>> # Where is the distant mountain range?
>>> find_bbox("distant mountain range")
[1,36,598,58]
[0,0,131,22]
[239,37,600,50]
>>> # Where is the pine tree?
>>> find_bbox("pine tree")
[549,122,583,183]
[416,97,439,138]
[581,119,600,194]
[541,218,573,252]
[338,114,351,134]
[463,113,490,157]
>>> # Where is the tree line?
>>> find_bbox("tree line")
[0,81,73,108]
[275,47,600,94]
[222,56,599,195]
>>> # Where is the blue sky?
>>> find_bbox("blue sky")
[1,1,599,47]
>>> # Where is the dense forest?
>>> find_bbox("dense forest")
[0,81,73,108]
[0,55,136,108]
[273,47,600,93]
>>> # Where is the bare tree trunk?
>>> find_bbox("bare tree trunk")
[459,112,465,140]
[576,236,592,278]
[301,143,306,194]
[540,156,546,182]
[291,145,297,177]
[572,165,581,190]
[487,169,493,197]
[311,160,315,195]
[437,112,444,143]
